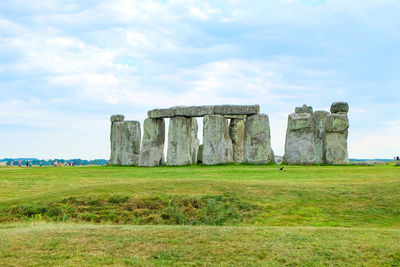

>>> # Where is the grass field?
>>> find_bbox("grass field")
[0,164,399,266]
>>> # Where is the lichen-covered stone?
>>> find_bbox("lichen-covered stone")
[313,111,329,164]
[109,120,141,166]
[147,108,175,119]
[167,117,199,166]
[330,102,349,114]
[139,118,165,166]
[229,119,245,163]
[295,105,313,114]
[283,113,316,164]
[214,105,259,115]
[323,113,349,165]
[202,115,233,165]
[244,114,274,164]
[175,106,214,117]
[110,114,125,123]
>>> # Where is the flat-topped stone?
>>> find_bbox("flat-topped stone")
[148,105,260,118]
[214,105,259,115]
[175,106,214,117]
[295,105,313,114]
[330,102,349,114]
[287,113,313,131]
[110,114,125,123]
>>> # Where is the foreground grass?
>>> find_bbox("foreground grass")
[1,223,400,266]
[0,164,399,265]
[0,164,399,227]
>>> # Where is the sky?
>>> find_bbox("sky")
[0,0,399,160]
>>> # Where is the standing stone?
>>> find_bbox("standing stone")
[283,113,316,164]
[167,117,199,166]
[202,115,233,165]
[244,114,274,164]
[197,144,204,163]
[313,111,329,164]
[109,115,141,166]
[229,119,245,163]
[323,113,349,165]
[139,118,165,167]
[190,118,200,164]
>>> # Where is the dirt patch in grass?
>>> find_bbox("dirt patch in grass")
[1,193,259,225]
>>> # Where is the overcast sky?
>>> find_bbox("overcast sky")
[0,0,399,159]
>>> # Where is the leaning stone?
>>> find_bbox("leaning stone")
[244,114,274,164]
[283,113,316,164]
[214,105,259,115]
[323,113,349,165]
[110,114,125,123]
[202,115,233,165]
[147,108,175,119]
[109,120,141,166]
[167,117,199,166]
[313,111,329,164]
[174,106,214,117]
[295,104,313,114]
[330,102,349,114]
[229,119,245,163]
[139,118,165,166]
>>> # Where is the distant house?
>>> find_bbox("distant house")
[0,161,7,166]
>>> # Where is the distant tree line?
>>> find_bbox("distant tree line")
[0,158,108,166]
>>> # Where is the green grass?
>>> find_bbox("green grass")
[0,164,399,265]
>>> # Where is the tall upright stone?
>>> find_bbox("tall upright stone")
[229,119,245,163]
[109,115,141,166]
[167,117,199,166]
[283,113,316,164]
[139,118,165,167]
[324,112,349,165]
[244,114,274,164]
[313,111,329,164]
[202,115,233,165]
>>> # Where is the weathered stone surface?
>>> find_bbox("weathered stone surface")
[197,144,204,163]
[139,118,165,166]
[229,119,245,163]
[244,114,274,164]
[167,117,199,166]
[147,108,175,119]
[214,105,259,115]
[202,115,233,165]
[109,120,141,166]
[313,111,329,164]
[110,114,125,123]
[330,102,349,114]
[175,106,214,117]
[295,105,313,114]
[325,114,349,132]
[190,118,200,164]
[283,113,316,164]
[323,113,349,165]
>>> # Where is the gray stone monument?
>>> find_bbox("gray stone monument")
[109,115,141,166]
[244,114,274,164]
[202,115,233,165]
[313,111,329,164]
[229,119,245,163]
[324,103,349,164]
[284,111,316,164]
[167,117,199,166]
[138,118,165,167]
